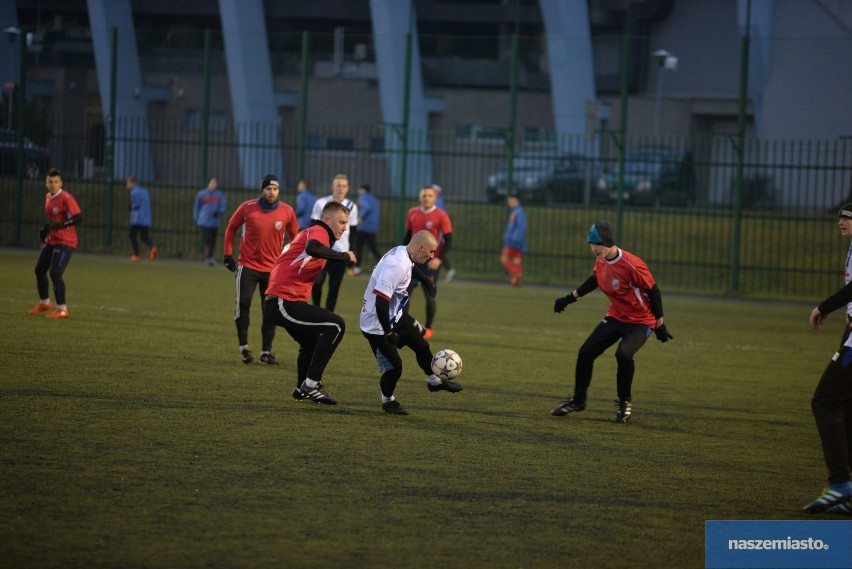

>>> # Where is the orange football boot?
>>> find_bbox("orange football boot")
[46,308,70,319]
[28,302,53,315]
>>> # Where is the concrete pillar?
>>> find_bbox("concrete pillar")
[370,0,433,197]
[538,0,597,148]
[87,0,155,181]
[218,0,282,188]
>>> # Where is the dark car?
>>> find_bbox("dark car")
[595,146,695,207]
[486,152,593,203]
[0,129,51,180]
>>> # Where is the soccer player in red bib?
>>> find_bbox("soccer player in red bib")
[29,168,82,320]
[550,220,673,423]
[404,185,453,339]
[223,174,299,365]
[263,201,355,405]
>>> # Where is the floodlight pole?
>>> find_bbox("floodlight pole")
[651,49,676,138]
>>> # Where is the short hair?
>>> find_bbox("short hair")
[322,200,351,216]
[126,176,137,185]
[332,174,348,186]
[47,167,61,178]
[359,184,371,192]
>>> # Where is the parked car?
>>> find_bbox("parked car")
[486,152,593,204]
[0,129,51,180]
[595,146,695,206]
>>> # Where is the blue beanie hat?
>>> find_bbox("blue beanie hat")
[587,220,616,247]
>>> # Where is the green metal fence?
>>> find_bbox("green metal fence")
[2,123,849,301]
[1,23,851,301]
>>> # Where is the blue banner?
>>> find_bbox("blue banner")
[706,520,852,568]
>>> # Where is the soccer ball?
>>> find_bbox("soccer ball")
[431,349,462,381]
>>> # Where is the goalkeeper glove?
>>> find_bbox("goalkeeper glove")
[654,324,673,343]
[38,223,49,242]
[553,294,577,313]
[223,255,237,273]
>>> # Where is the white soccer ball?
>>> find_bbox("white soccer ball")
[431,349,462,381]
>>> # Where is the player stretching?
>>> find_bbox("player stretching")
[29,168,82,320]
[262,201,355,405]
[223,175,299,365]
[360,230,463,415]
[550,220,672,423]
[404,185,453,339]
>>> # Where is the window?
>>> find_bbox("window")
[369,136,385,156]
[455,124,507,145]
[183,110,227,132]
[522,127,555,147]
[307,133,356,155]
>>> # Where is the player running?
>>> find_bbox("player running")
[404,185,453,339]
[223,174,299,365]
[262,201,355,405]
[360,230,463,415]
[550,220,673,423]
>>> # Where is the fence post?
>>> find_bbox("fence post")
[505,28,520,196]
[397,30,412,243]
[730,0,751,293]
[104,27,117,250]
[13,27,26,245]
[615,0,632,239]
[298,31,310,184]
[201,29,212,182]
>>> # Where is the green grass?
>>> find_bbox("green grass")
[0,248,842,568]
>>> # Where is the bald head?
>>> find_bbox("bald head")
[407,230,437,264]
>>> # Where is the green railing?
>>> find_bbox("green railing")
[1,126,849,301]
[1,23,851,301]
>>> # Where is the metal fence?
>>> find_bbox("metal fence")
[2,120,850,301]
[1,22,851,300]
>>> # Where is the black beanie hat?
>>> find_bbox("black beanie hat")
[839,204,852,219]
[260,174,280,192]
[587,220,616,247]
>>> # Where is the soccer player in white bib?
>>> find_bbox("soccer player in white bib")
[310,174,358,312]
[802,204,852,514]
[360,230,463,415]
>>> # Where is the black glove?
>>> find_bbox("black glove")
[223,255,236,273]
[553,294,577,313]
[654,324,673,343]
[38,223,49,242]
[384,330,399,346]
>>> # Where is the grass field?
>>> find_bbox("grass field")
[0,248,845,568]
